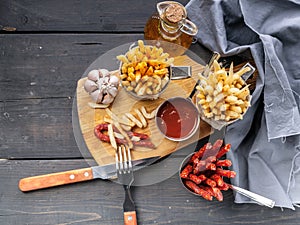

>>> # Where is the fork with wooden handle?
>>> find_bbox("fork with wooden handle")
[116,144,137,225]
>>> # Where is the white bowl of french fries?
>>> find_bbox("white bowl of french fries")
[117,40,174,100]
[196,60,254,130]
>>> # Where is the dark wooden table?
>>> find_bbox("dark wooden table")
[1,0,299,224]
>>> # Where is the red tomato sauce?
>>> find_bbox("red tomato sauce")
[156,97,199,139]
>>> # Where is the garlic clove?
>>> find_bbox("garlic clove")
[103,76,110,84]
[97,76,103,89]
[87,70,100,81]
[96,92,104,103]
[107,86,118,97]
[99,69,110,78]
[109,75,120,87]
[102,94,114,104]
[84,79,98,93]
[90,90,103,103]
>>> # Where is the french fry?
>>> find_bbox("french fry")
[213,60,221,72]
[103,116,113,124]
[196,60,251,122]
[225,95,238,104]
[230,105,242,114]
[145,45,152,57]
[236,85,250,100]
[88,102,110,109]
[105,116,132,131]
[120,115,134,131]
[145,88,153,95]
[161,75,169,87]
[214,93,224,103]
[141,106,156,119]
[138,40,145,53]
[113,120,133,149]
[105,108,135,127]
[108,123,117,150]
[102,105,159,150]
[134,108,147,128]
[113,132,124,140]
[116,55,129,64]
[122,80,130,87]
[136,84,147,96]
[235,66,251,77]
[116,40,172,97]
[125,112,143,128]
[126,86,134,92]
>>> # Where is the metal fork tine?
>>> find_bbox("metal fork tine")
[122,145,128,172]
[115,149,119,174]
[127,145,132,170]
[119,145,124,173]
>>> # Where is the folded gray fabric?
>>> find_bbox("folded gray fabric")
[186,0,300,209]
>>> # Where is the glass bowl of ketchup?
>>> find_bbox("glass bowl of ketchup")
[155,97,200,141]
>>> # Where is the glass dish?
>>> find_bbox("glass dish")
[118,41,173,100]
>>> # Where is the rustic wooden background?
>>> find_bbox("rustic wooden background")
[1,0,299,224]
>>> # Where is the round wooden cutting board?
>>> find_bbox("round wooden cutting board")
[76,55,213,165]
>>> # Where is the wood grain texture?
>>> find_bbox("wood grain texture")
[1,0,299,223]
[0,33,208,101]
[0,97,80,159]
[19,167,93,192]
[76,55,212,165]
[0,0,189,32]
[0,33,142,159]
[0,34,143,100]
[1,159,299,225]
[124,211,137,225]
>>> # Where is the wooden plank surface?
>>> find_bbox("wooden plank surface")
[0,0,189,32]
[0,34,144,100]
[0,34,143,159]
[1,0,300,224]
[0,98,78,159]
[2,159,300,225]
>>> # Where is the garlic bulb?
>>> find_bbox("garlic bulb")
[84,69,120,105]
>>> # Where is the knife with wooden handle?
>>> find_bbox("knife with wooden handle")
[19,156,159,192]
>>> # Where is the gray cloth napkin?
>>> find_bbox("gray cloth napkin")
[186,0,300,209]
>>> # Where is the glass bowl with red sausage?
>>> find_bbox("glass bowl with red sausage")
[179,139,236,202]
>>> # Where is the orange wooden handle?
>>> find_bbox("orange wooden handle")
[124,211,137,225]
[19,167,94,192]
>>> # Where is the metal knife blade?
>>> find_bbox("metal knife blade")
[18,156,160,192]
[92,156,160,179]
